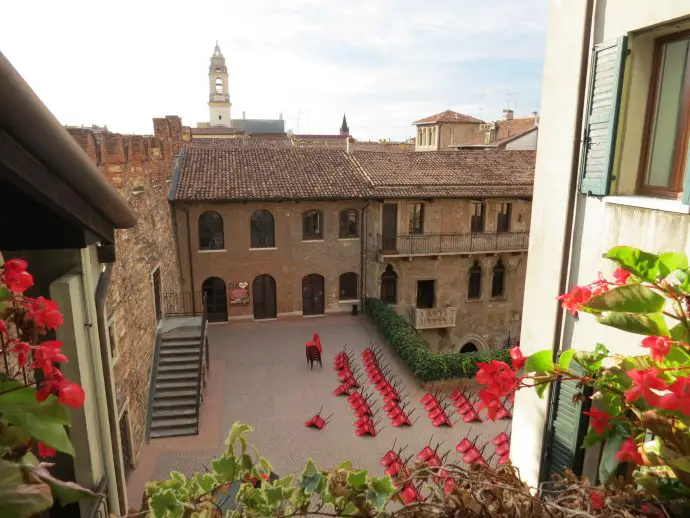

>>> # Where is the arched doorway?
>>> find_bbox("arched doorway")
[460,342,479,353]
[302,274,325,315]
[202,277,227,322]
[253,274,277,319]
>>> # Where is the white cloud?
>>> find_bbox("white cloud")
[1,0,547,140]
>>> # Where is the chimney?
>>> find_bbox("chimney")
[484,123,497,145]
[501,109,514,120]
[532,111,540,126]
[346,136,351,154]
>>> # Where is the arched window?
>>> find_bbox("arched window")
[250,210,275,248]
[339,272,358,300]
[303,210,323,240]
[215,77,223,94]
[380,265,398,303]
[198,211,224,250]
[467,260,482,300]
[460,342,479,353]
[339,209,359,238]
[491,259,506,298]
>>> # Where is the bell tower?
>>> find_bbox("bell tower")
[208,42,231,127]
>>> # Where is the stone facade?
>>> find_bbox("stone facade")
[67,116,183,457]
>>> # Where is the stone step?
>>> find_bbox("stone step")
[150,427,197,439]
[156,380,198,391]
[152,407,198,419]
[160,347,200,356]
[157,371,198,381]
[153,397,197,408]
[161,339,202,347]
[151,416,198,429]
[159,355,200,365]
[157,363,198,373]
[154,389,197,399]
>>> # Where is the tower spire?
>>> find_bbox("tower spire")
[340,114,349,136]
[208,43,231,127]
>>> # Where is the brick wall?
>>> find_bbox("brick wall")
[67,118,183,456]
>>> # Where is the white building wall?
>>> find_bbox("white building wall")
[505,129,538,150]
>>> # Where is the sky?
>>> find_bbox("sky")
[1,0,548,142]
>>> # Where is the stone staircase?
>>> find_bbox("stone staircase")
[148,319,206,439]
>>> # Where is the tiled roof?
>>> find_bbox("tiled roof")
[352,150,535,198]
[413,110,484,125]
[455,117,538,147]
[192,127,246,135]
[173,147,369,201]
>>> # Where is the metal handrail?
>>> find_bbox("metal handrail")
[379,231,529,255]
[84,475,109,518]
[195,293,208,433]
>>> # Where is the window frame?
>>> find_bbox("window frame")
[380,265,398,304]
[467,261,483,300]
[409,203,425,234]
[636,31,690,198]
[198,211,224,251]
[250,209,275,249]
[470,202,486,233]
[339,272,359,300]
[416,279,435,309]
[339,209,359,239]
[302,210,324,241]
[491,259,506,298]
[496,203,512,233]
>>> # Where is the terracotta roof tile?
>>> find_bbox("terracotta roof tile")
[172,148,535,202]
[413,110,484,125]
[456,117,538,147]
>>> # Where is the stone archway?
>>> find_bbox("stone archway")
[460,342,479,353]
[454,334,489,352]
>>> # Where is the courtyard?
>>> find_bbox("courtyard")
[126,314,510,506]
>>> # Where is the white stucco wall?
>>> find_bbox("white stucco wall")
[512,0,690,489]
[505,129,538,150]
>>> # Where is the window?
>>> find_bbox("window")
[491,259,506,298]
[496,203,511,233]
[215,77,223,94]
[250,210,275,248]
[460,342,479,353]
[198,211,224,250]
[218,115,222,120]
[470,202,485,233]
[119,411,134,480]
[339,209,359,238]
[303,210,323,240]
[416,280,435,309]
[468,261,482,300]
[339,272,358,300]
[409,203,424,234]
[380,265,397,303]
[107,318,117,359]
[639,34,690,195]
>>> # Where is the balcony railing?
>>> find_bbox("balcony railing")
[411,306,457,330]
[379,232,529,257]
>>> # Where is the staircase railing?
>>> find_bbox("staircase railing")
[145,331,163,443]
[195,294,208,433]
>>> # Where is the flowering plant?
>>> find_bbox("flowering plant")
[0,258,94,517]
[477,246,690,511]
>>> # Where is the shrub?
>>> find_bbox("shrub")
[363,297,510,381]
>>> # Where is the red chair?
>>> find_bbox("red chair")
[491,432,510,446]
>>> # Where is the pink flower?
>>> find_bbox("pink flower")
[616,438,643,465]
[1,258,34,293]
[59,382,85,409]
[509,346,525,370]
[476,360,517,397]
[590,272,610,297]
[557,285,592,316]
[477,388,503,420]
[613,268,631,284]
[657,376,690,416]
[641,336,672,363]
[625,368,666,406]
[589,489,605,510]
[583,407,612,436]
[10,341,31,368]
[28,297,64,331]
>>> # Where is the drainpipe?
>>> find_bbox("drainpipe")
[536,0,595,484]
[182,206,196,313]
[79,247,121,515]
[95,262,127,514]
[360,202,369,308]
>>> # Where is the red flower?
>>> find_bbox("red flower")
[2,258,28,272]
[641,336,672,363]
[10,341,31,368]
[37,442,56,458]
[36,370,66,402]
[625,368,666,406]
[613,268,631,285]
[259,472,269,481]
[589,273,610,297]
[59,382,85,408]
[476,360,517,397]
[28,297,64,331]
[30,340,68,376]
[1,259,34,293]
[509,346,525,370]
[657,376,690,416]
[589,489,605,510]
[616,438,643,465]
[0,319,7,337]
[584,407,612,436]
[477,388,503,420]
[557,285,592,316]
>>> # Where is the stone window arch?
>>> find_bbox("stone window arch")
[491,259,506,298]
[198,211,224,250]
[468,260,482,300]
[303,210,323,240]
[250,210,275,248]
[380,264,398,303]
[215,77,223,94]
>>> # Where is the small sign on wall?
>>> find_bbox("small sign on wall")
[229,281,250,305]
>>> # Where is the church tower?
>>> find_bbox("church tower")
[208,42,231,127]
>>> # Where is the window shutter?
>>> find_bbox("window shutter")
[683,151,690,204]
[541,362,592,480]
[579,36,628,196]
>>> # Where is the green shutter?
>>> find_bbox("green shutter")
[682,139,690,204]
[542,363,592,480]
[579,36,628,196]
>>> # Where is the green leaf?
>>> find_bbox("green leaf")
[368,476,396,511]
[574,343,610,372]
[535,383,549,399]
[241,454,253,472]
[670,323,690,343]
[604,246,661,283]
[0,424,31,452]
[0,382,70,425]
[264,486,284,505]
[582,427,607,448]
[149,488,185,518]
[212,457,239,482]
[303,459,317,478]
[586,285,665,314]
[29,464,97,505]
[599,435,625,483]
[524,350,555,374]
[597,312,670,337]
[663,345,690,367]
[346,469,367,490]
[225,422,253,457]
[558,350,575,371]
[659,252,688,277]
[337,460,353,471]
[0,459,54,518]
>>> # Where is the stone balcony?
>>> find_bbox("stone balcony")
[378,231,529,258]
[410,307,457,330]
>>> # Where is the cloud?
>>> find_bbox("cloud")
[1,0,547,140]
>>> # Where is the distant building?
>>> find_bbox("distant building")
[451,109,539,150]
[412,110,484,152]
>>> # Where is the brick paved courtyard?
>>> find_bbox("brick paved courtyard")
[126,314,509,507]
